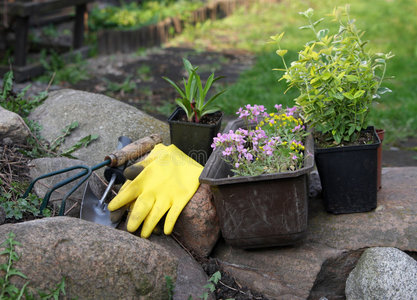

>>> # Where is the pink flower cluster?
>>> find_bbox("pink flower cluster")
[212,104,307,176]
[236,104,268,123]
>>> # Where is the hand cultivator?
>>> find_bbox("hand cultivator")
[22,134,162,222]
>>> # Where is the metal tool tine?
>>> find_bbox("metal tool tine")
[57,160,110,216]
[39,167,89,213]
[24,165,91,198]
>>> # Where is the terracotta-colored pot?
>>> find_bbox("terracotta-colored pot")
[376,129,385,190]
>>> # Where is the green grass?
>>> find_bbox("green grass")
[168,0,417,144]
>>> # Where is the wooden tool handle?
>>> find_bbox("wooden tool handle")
[105,134,162,167]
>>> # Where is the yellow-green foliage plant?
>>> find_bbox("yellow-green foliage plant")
[271,5,393,145]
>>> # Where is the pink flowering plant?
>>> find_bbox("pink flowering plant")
[211,104,308,177]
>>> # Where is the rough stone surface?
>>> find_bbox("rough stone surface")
[0,217,178,299]
[173,183,220,258]
[345,247,417,300]
[149,234,214,300]
[308,170,322,198]
[0,106,31,144]
[28,89,170,172]
[212,167,417,299]
[28,157,106,217]
[0,205,5,224]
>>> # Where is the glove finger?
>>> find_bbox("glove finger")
[119,179,131,192]
[140,199,172,238]
[108,179,139,211]
[126,193,155,233]
[163,185,199,235]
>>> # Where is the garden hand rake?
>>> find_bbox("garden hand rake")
[23,134,162,216]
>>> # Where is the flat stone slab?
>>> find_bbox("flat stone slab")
[213,167,417,299]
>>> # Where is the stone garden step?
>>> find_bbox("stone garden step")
[212,167,417,299]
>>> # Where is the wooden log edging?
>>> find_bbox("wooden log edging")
[97,0,271,54]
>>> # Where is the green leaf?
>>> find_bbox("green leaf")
[346,75,358,82]
[162,77,186,99]
[316,29,329,40]
[276,49,288,57]
[270,32,285,43]
[313,17,325,26]
[182,58,194,76]
[200,107,220,117]
[299,25,313,30]
[353,90,365,98]
[1,70,14,100]
[343,92,354,100]
[321,73,332,80]
[299,8,314,18]
[7,269,28,279]
[61,134,99,157]
[194,70,204,110]
[377,87,392,95]
[201,89,226,111]
[210,271,221,284]
[202,73,215,100]
[175,99,193,121]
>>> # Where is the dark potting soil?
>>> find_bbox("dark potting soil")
[173,108,223,125]
[313,130,377,149]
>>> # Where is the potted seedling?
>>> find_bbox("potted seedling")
[163,58,225,165]
[199,104,314,248]
[272,6,393,214]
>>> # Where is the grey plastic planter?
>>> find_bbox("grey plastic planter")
[199,118,314,249]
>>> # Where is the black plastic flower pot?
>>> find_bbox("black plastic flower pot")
[315,127,381,214]
[168,107,223,165]
[199,118,314,249]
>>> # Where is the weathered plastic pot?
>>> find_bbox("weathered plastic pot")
[315,127,381,214]
[199,118,314,249]
[168,107,223,165]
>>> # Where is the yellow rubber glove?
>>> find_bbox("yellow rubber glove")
[107,144,203,238]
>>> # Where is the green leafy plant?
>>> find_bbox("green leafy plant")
[199,271,221,300]
[0,232,29,299]
[88,0,204,31]
[165,275,174,300]
[163,58,226,122]
[46,121,99,159]
[0,232,66,299]
[1,71,98,159]
[271,6,393,145]
[38,49,89,85]
[0,181,51,220]
[104,76,137,94]
[137,64,152,81]
[0,71,48,118]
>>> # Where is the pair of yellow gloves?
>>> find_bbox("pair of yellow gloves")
[107,144,203,238]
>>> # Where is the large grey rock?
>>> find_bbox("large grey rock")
[0,217,178,299]
[0,106,31,144]
[212,167,417,299]
[28,157,106,217]
[149,234,214,300]
[345,247,417,300]
[28,89,170,170]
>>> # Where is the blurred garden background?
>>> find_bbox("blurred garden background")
[1,0,416,146]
